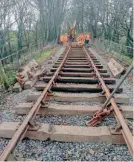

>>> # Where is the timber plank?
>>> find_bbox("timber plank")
[24,78,38,89]
[46,72,110,78]
[35,83,122,93]
[53,64,103,69]
[27,92,129,104]
[0,122,125,144]
[51,68,107,73]
[107,58,125,78]
[43,76,116,84]
[15,103,133,119]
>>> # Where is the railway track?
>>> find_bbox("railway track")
[0,46,133,161]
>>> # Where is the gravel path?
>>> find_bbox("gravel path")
[0,46,132,161]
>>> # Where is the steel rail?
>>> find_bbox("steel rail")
[83,47,133,157]
[0,46,71,161]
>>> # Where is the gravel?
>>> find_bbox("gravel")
[0,47,65,124]
[50,100,102,106]
[0,138,132,161]
[12,140,132,161]
[33,114,115,127]
[0,47,132,161]
[0,89,31,123]
[116,78,133,105]
[0,138,9,155]
[93,47,133,105]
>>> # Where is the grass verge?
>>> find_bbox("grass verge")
[36,50,52,64]
[110,51,133,65]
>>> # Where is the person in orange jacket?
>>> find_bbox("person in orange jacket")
[77,33,85,43]
[60,35,64,45]
[63,34,68,45]
[85,33,91,45]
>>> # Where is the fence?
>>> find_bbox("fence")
[0,41,43,87]
[92,37,133,64]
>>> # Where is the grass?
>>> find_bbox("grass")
[5,70,16,85]
[36,50,52,63]
[121,55,133,64]
[0,66,16,89]
[111,51,133,65]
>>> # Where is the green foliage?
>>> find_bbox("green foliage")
[36,50,52,63]
[111,51,133,64]
[121,55,133,64]
[0,63,16,88]
[0,49,53,88]
[10,31,17,41]
[120,36,127,45]
[5,70,16,85]
[0,62,9,88]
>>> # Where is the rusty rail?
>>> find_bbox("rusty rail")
[0,46,71,161]
[83,47,133,157]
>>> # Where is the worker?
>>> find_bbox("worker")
[68,26,76,42]
[63,34,68,45]
[60,35,64,45]
[85,33,91,45]
[77,33,85,44]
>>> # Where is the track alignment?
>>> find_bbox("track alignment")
[0,46,133,161]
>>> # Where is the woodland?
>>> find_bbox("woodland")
[0,0,133,59]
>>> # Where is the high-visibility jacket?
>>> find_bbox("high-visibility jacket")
[85,34,91,40]
[63,35,68,42]
[78,34,85,41]
[60,35,64,42]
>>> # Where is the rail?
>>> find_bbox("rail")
[0,46,133,160]
[0,46,71,161]
[83,47,133,157]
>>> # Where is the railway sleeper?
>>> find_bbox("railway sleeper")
[43,76,116,84]
[44,72,110,78]
[35,83,122,93]
[0,122,126,144]
[57,60,99,63]
[51,68,107,73]
[56,62,91,65]
[64,58,87,61]
[27,92,129,104]
[59,56,97,59]
[56,61,100,64]
[53,65,103,69]
[14,103,133,119]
